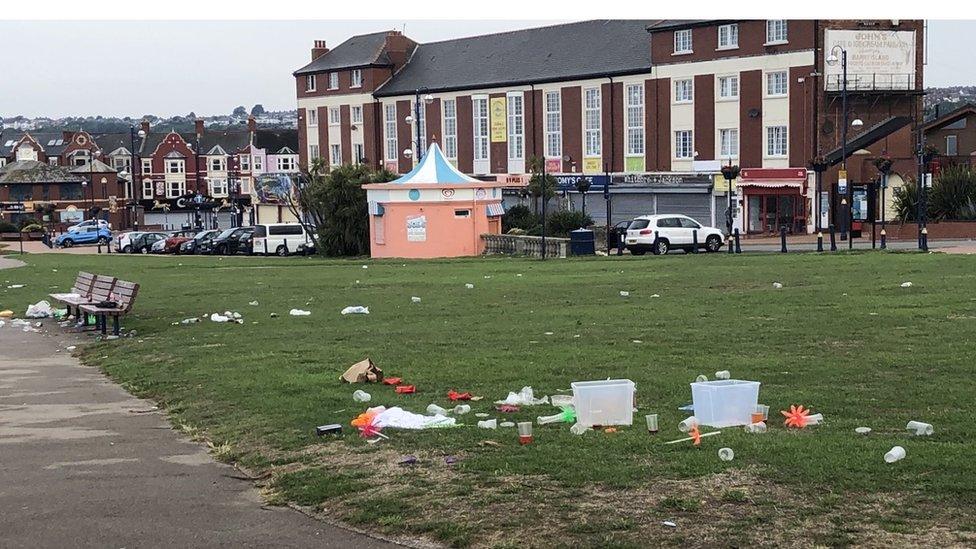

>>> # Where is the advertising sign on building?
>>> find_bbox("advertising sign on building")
[823,30,916,90]
[406,214,427,242]
[489,97,507,142]
[583,158,601,173]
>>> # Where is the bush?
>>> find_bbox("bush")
[929,165,976,220]
[892,179,921,221]
[0,221,18,233]
[545,210,594,238]
[501,204,539,233]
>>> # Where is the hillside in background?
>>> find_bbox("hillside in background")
[1,104,297,133]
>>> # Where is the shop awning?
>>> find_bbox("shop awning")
[486,203,506,217]
[738,168,807,191]
[823,116,912,167]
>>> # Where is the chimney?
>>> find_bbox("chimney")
[312,39,329,61]
[140,119,150,135]
[195,118,205,137]
[384,31,417,72]
[247,115,257,133]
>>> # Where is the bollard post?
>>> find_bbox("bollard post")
[98,240,102,254]
[19,231,24,254]
[780,226,787,253]
[727,234,733,254]
[264,238,269,255]
[921,227,928,251]
[652,230,659,255]
[829,224,837,252]
[734,228,741,254]
[283,238,289,256]
[880,229,887,250]
[617,231,624,256]
[817,231,824,253]
[691,229,699,254]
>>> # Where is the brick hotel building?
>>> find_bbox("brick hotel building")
[295,19,924,234]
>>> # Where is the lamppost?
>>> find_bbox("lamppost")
[874,156,893,249]
[810,157,828,234]
[128,125,146,230]
[86,149,101,219]
[721,161,740,237]
[407,89,434,161]
[826,46,865,250]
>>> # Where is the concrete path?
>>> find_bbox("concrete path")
[0,299,397,547]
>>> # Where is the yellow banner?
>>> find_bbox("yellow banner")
[583,158,602,174]
[490,97,507,143]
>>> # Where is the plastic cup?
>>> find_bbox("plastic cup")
[695,374,708,383]
[884,445,906,463]
[645,414,659,434]
[352,390,371,403]
[426,404,448,416]
[517,421,533,445]
[906,421,934,436]
[718,447,735,461]
[477,419,497,429]
[714,370,731,380]
[759,404,770,420]
[453,404,471,415]
[678,416,698,433]
[744,421,767,434]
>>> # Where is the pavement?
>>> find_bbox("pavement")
[0,260,398,548]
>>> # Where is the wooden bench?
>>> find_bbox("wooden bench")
[80,280,140,336]
[48,272,100,319]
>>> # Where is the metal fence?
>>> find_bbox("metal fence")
[824,73,916,92]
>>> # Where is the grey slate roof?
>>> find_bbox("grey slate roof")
[646,20,712,32]
[294,31,395,75]
[374,20,659,97]
[0,160,85,184]
[254,129,298,155]
[0,132,69,157]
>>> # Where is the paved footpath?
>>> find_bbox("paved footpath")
[0,263,397,548]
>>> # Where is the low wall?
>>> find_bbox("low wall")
[872,221,976,241]
[481,234,569,258]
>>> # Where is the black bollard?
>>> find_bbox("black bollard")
[727,233,734,254]
[652,230,659,255]
[880,229,887,250]
[780,226,787,253]
[921,227,928,252]
[829,224,837,252]
[691,229,699,254]
[734,229,741,254]
[817,231,824,253]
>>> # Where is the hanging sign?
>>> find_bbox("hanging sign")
[838,169,848,195]
[490,97,507,143]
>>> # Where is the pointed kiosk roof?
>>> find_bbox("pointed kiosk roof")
[391,143,479,185]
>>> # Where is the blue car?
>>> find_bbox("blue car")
[55,226,113,248]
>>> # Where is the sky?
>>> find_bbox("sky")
[0,19,971,119]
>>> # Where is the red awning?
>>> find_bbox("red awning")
[739,167,807,192]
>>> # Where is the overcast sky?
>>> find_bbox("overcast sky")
[0,19,970,119]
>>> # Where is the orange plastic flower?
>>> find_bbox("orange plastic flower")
[781,404,811,428]
[351,409,379,428]
[690,424,702,446]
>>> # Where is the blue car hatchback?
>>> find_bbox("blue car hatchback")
[55,226,113,248]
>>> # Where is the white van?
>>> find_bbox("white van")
[251,223,315,256]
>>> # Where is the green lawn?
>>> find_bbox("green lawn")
[4,251,976,547]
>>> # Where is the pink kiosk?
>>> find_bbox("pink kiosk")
[363,143,524,258]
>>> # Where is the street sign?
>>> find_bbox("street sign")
[838,169,848,195]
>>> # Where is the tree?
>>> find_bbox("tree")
[525,156,557,215]
[232,106,247,117]
[251,104,265,116]
[288,161,396,256]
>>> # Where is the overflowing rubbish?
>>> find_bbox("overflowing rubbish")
[352,390,372,403]
[855,427,872,435]
[537,407,576,425]
[884,445,906,463]
[478,419,498,429]
[781,405,822,428]
[691,379,761,427]
[901,282,913,288]
[315,424,342,436]
[714,370,731,380]
[645,414,659,434]
[718,447,735,461]
[395,385,416,394]
[25,300,53,318]
[290,309,311,316]
[340,306,369,315]
[906,420,934,436]
[341,358,383,383]
[772,282,783,289]
[517,422,533,445]
[743,422,767,434]
[411,297,422,303]
[571,379,635,427]
[495,386,549,406]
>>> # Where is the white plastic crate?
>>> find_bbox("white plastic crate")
[690,380,760,427]
[571,379,635,427]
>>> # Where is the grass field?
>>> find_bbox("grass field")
[3,251,976,547]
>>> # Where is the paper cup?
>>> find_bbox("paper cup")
[718,447,735,461]
[906,421,933,436]
[884,445,906,463]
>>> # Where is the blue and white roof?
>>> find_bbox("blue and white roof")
[391,143,480,185]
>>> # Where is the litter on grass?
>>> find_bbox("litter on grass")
[773,282,783,289]
[25,300,53,318]
[426,404,448,416]
[289,309,312,316]
[855,427,872,435]
[499,421,516,428]
[718,447,735,461]
[411,297,422,303]
[901,282,913,288]
[249,300,259,306]
[619,291,630,297]
[495,386,549,406]
[907,420,934,436]
[180,317,200,324]
[714,370,731,380]
[885,446,906,463]
[340,306,369,315]
[7,284,24,289]
[478,419,498,429]
[353,406,455,430]
[352,390,372,403]
[340,358,383,383]
[465,283,475,289]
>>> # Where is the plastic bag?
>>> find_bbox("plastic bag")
[25,300,53,319]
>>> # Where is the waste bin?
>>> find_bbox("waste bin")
[569,228,595,256]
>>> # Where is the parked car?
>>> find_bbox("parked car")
[162,230,199,254]
[151,237,169,253]
[179,229,220,254]
[208,227,254,255]
[128,232,168,253]
[55,226,112,248]
[625,215,724,255]
[251,223,314,256]
[116,231,145,253]
[67,218,111,232]
[608,219,634,250]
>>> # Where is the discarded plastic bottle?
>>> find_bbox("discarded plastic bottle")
[884,445,906,463]
[743,422,767,434]
[906,421,934,436]
[718,447,735,461]
[453,404,471,415]
[678,416,698,433]
[426,404,448,416]
[536,407,576,425]
[352,390,371,403]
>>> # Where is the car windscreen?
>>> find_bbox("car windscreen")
[628,219,650,230]
[215,229,236,239]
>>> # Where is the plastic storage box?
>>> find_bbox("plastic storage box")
[571,379,635,427]
[690,380,761,427]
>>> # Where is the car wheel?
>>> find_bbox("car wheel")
[705,235,723,253]
[276,245,288,257]
[62,239,74,248]
[654,239,670,255]
[122,245,132,253]
[140,246,149,254]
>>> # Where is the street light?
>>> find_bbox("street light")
[127,126,145,230]
[87,149,101,220]
[826,46,856,249]
[721,161,741,252]
[410,88,434,161]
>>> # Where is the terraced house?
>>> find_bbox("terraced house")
[294,19,924,234]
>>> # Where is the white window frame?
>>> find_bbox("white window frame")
[328,72,339,90]
[584,87,601,157]
[625,84,644,157]
[209,178,228,197]
[329,107,341,125]
[309,145,320,162]
[473,96,490,172]
[506,92,524,169]
[674,130,693,159]
[674,29,692,54]
[209,157,226,172]
[166,159,184,174]
[307,108,317,127]
[305,74,316,92]
[351,105,363,124]
[167,180,185,198]
[142,178,153,199]
[947,135,959,156]
[766,126,788,157]
[253,155,263,171]
[277,156,296,171]
[141,158,152,174]
[330,144,341,165]
[443,99,457,159]
[718,75,739,100]
[240,154,250,171]
[718,24,739,49]
[384,104,397,162]
[545,90,562,159]
[766,20,788,45]
[674,79,693,103]
[766,71,789,97]
[719,128,739,159]
[353,144,364,164]
[350,69,362,88]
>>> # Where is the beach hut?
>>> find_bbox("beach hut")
[362,143,525,258]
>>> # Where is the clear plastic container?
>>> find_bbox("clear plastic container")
[690,380,761,427]
[571,379,636,428]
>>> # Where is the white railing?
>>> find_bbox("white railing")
[482,234,568,258]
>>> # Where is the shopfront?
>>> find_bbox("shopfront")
[560,173,716,227]
[739,168,811,235]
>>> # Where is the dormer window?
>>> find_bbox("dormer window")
[305,74,316,92]
[674,29,692,54]
[328,72,339,89]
